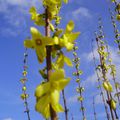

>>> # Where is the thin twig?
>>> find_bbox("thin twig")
[91,39,110,120]
[62,90,69,120]
[93,96,97,120]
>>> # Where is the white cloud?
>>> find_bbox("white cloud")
[82,44,120,104]
[0,1,8,13]
[68,95,78,103]
[0,0,42,13]
[72,7,92,20]
[83,44,120,86]
[3,118,13,120]
[95,94,103,104]
[0,0,43,37]
[82,72,98,87]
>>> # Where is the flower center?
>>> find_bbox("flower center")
[36,39,42,45]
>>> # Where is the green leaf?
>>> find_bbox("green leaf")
[39,69,47,79]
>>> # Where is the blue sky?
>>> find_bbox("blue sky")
[0,0,120,120]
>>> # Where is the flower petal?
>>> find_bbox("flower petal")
[36,46,46,63]
[50,69,65,82]
[42,104,50,118]
[24,40,34,48]
[50,90,60,105]
[66,32,80,43]
[30,27,42,40]
[42,37,54,46]
[35,82,50,98]
[53,78,70,91]
[52,103,64,112]
[35,94,50,118]
[56,54,64,68]
[65,20,74,33]
[65,42,74,51]
[64,56,73,67]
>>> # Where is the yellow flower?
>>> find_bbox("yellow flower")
[110,99,116,110]
[35,69,70,118]
[56,53,73,68]
[116,14,120,21]
[24,27,54,63]
[59,32,80,51]
[103,81,113,92]
[29,7,45,26]
[54,21,80,51]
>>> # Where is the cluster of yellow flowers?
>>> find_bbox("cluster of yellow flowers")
[23,0,80,118]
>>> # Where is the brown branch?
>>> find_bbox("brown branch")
[91,39,110,120]
[45,8,57,120]
[105,41,120,107]
[97,17,119,119]
[95,35,115,120]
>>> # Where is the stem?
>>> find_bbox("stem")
[24,92,31,120]
[93,97,97,120]
[105,42,120,107]
[45,8,57,120]
[62,90,69,120]
[96,17,119,119]
[22,48,31,120]
[97,17,119,119]
[91,39,110,120]
[73,46,86,120]
[109,9,120,52]
[95,35,115,120]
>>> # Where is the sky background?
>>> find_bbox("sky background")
[0,0,120,120]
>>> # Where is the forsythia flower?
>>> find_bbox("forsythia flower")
[54,21,80,51]
[35,69,70,118]
[24,27,54,63]
[56,53,73,68]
